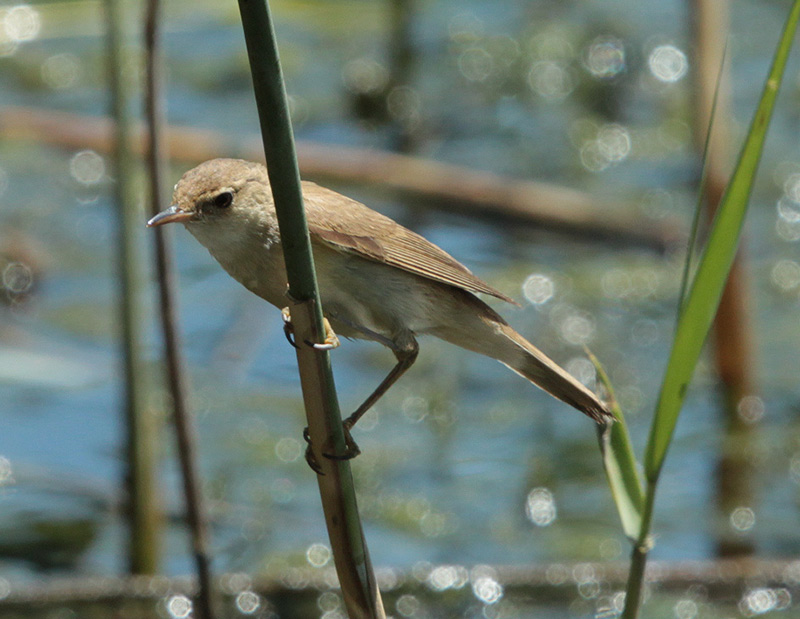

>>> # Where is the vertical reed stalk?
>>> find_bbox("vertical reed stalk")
[690,0,757,557]
[143,0,216,615]
[387,0,415,151]
[236,1,385,616]
[621,480,655,619]
[105,0,160,574]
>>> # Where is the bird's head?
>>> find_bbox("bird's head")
[147,158,280,255]
[148,158,272,228]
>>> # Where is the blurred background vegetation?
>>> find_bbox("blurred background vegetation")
[1,0,800,617]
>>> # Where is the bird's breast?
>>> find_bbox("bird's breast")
[313,246,446,342]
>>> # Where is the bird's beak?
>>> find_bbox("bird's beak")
[147,205,194,227]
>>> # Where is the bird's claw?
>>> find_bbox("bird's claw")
[281,308,340,351]
[309,318,341,350]
[281,307,300,349]
[303,427,324,475]
[302,421,361,474]
[323,428,361,461]
[304,339,339,350]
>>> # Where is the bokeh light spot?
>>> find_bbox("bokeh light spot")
[673,598,698,619]
[783,172,800,202]
[165,594,192,619]
[395,593,421,617]
[559,311,595,345]
[428,565,468,591]
[402,395,429,423]
[579,123,630,171]
[545,564,569,585]
[737,395,765,424]
[528,61,575,100]
[2,5,40,45]
[565,357,596,390]
[316,590,341,612]
[306,542,331,568]
[235,590,261,614]
[776,217,800,242]
[525,487,557,527]
[459,47,494,82]
[342,58,388,95]
[70,150,105,186]
[597,124,631,162]
[730,506,756,533]
[274,436,301,463]
[472,575,503,605]
[2,261,33,295]
[649,44,688,82]
[584,35,626,78]
[41,53,81,90]
[739,588,788,616]
[522,273,554,305]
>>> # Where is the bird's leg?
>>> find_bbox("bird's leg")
[345,340,419,430]
[281,306,340,351]
[323,337,419,461]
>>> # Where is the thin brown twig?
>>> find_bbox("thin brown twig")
[0,105,680,252]
[143,0,216,616]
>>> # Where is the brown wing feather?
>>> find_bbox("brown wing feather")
[302,181,516,304]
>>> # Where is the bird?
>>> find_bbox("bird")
[148,158,611,459]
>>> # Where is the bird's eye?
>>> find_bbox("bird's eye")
[212,191,233,209]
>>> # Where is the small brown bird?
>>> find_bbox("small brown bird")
[149,159,611,454]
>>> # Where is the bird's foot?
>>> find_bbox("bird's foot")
[281,307,340,350]
[303,427,324,475]
[303,421,361,474]
[309,317,340,350]
[322,419,361,461]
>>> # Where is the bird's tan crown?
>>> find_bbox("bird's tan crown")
[172,158,268,212]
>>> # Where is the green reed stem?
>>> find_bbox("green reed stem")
[236,2,385,617]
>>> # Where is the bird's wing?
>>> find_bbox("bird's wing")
[302,181,516,304]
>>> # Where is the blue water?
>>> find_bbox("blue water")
[0,0,799,595]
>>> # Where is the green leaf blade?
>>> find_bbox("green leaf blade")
[644,0,800,479]
[589,350,645,540]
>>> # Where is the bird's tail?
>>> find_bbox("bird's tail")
[432,298,612,423]
[494,321,611,422]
